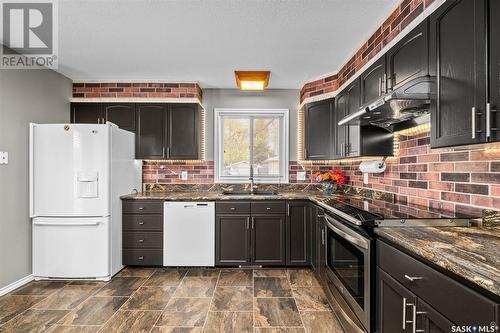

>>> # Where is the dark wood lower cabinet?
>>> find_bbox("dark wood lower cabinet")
[376,267,417,333]
[286,201,310,266]
[251,215,286,266]
[215,215,250,266]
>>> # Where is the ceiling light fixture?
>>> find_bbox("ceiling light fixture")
[235,71,270,91]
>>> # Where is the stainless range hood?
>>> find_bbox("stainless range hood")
[338,75,435,131]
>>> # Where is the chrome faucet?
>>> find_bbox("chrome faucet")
[249,165,255,194]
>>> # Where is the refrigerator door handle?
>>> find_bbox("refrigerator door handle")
[33,221,102,226]
[29,123,35,218]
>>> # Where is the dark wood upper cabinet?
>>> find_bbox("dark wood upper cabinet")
[430,0,487,147]
[361,56,386,106]
[71,103,103,124]
[251,215,286,266]
[168,104,199,159]
[304,98,334,160]
[104,103,136,132]
[489,0,500,142]
[376,267,418,333]
[386,20,429,90]
[215,215,251,266]
[136,104,167,159]
[286,201,310,266]
[335,78,362,158]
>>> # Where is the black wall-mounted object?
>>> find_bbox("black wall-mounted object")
[304,98,335,160]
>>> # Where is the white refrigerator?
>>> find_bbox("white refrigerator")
[29,123,141,280]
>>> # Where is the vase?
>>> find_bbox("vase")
[322,183,337,195]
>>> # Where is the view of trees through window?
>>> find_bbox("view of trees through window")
[222,116,280,177]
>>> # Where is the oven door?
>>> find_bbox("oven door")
[324,215,371,332]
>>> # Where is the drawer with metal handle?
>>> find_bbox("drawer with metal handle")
[251,201,287,215]
[123,215,163,231]
[377,240,498,326]
[215,202,250,215]
[122,249,162,266]
[123,232,162,249]
[123,200,164,214]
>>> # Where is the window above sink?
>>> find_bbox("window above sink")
[214,108,289,184]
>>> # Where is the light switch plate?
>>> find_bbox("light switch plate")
[0,152,8,164]
[297,171,306,181]
[181,171,188,180]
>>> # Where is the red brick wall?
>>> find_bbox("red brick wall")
[300,0,433,103]
[72,82,202,102]
[143,160,214,185]
[289,132,500,215]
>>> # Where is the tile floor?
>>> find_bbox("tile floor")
[0,268,347,333]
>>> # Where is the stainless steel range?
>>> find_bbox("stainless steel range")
[316,197,474,333]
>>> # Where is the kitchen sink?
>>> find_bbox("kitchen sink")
[221,191,280,196]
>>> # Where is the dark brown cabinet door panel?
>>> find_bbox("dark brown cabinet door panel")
[104,103,136,132]
[334,90,348,159]
[168,104,199,159]
[71,103,103,124]
[251,215,286,266]
[416,299,455,333]
[136,104,167,159]
[361,57,386,106]
[430,0,487,147]
[286,202,310,266]
[387,19,429,90]
[376,267,417,333]
[489,0,500,142]
[304,99,334,160]
[216,216,250,266]
[335,78,362,159]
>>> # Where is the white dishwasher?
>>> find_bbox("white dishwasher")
[163,201,215,266]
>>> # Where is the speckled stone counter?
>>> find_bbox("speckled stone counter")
[375,226,500,297]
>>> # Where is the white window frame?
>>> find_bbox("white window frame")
[214,108,289,184]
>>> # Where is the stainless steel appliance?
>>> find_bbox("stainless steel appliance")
[324,214,372,332]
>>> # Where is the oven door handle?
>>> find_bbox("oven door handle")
[325,216,370,250]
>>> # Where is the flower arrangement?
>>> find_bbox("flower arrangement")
[314,168,347,195]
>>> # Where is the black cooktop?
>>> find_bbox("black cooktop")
[321,194,482,225]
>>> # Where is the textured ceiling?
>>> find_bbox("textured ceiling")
[56,0,400,88]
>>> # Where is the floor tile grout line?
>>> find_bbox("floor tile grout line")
[201,268,221,332]
[94,268,158,333]
[286,269,307,331]
[148,268,188,332]
[1,280,73,328]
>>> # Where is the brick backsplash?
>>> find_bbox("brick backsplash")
[289,131,500,215]
[142,134,499,215]
[72,82,203,102]
[300,0,433,103]
[143,160,214,188]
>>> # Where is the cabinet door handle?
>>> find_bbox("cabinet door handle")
[340,143,344,157]
[383,73,387,94]
[402,297,407,329]
[230,207,236,211]
[167,147,170,159]
[266,207,271,211]
[162,147,165,158]
[404,275,423,282]
[287,204,290,216]
[251,217,255,229]
[138,221,144,225]
[321,229,325,245]
[471,107,483,139]
[378,77,383,96]
[138,256,144,260]
[138,239,144,243]
[102,117,105,124]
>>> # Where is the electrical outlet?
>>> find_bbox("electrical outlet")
[0,152,8,165]
[181,171,188,180]
[363,201,369,211]
[297,171,306,181]
[363,173,369,184]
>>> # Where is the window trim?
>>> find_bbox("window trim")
[214,108,289,184]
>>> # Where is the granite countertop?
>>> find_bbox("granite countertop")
[375,226,500,297]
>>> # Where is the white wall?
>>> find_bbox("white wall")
[202,89,301,161]
[0,68,71,289]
